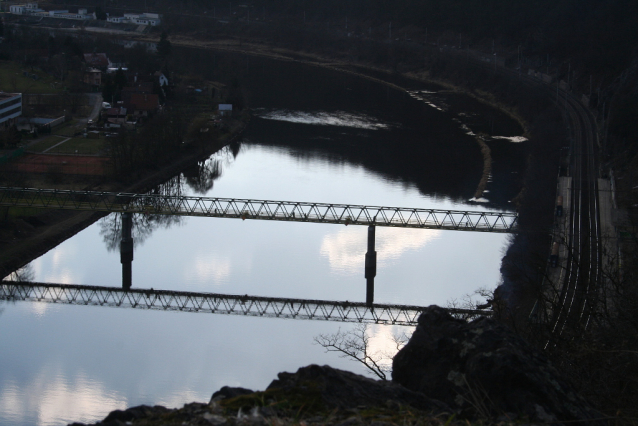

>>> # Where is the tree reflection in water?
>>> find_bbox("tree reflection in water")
[183,158,222,195]
[99,176,186,252]
[98,142,237,251]
[4,263,35,282]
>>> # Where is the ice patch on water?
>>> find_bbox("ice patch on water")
[491,135,528,143]
[469,197,490,203]
[407,90,445,111]
[460,123,476,136]
[255,109,391,130]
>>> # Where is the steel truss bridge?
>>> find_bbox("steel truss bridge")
[0,187,517,232]
[0,282,489,325]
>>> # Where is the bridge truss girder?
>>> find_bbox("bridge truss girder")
[0,282,490,325]
[0,188,517,232]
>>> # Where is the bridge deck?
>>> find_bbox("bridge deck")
[0,282,491,325]
[0,187,517,232]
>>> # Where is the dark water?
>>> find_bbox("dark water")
[0,49,526,425]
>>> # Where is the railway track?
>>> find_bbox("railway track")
[492,56,602,336]
[550,87,601,335]
[450,50,602,335]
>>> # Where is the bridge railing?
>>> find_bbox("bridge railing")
[0,281,492,325]
[0,187,518,232]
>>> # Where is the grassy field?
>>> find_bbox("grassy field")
[29,136,105,155]
[45,137,105,155]
[0,61,63,94]
[27,128,106,155]
[51,120,81,137]
[28,136,69,152]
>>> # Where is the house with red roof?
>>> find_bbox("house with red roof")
[83,53,110,70]
[126,93,159,118]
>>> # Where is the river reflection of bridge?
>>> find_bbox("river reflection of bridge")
[0,282,490,326]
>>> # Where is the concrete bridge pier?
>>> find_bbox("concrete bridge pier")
[365,225,377,306]
[120,212,134,290]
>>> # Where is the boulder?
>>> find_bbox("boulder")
[211,386,255,401]
[267,364,450,414]
[392,306,604,423]
[98,405,171,425]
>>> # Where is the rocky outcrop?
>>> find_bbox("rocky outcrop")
[71,366,451,426]
[392,306,604,423]
[267,364,450,413]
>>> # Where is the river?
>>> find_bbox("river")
[0,49,525,425]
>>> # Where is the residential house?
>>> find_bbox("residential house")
[0,93,22,131]
[121,83,153,106]
[83,53,110,70]
[103,106,127,128]
[154,71,169,88]
[83,68,102,87]
[127,93,159,118]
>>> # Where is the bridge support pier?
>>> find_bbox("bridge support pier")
[365,225,377,306]
[120,212,134,290]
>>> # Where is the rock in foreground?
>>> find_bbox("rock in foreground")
[393,306,603,423]
[71,365,452,426]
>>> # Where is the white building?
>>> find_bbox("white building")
[106,16,125,23]
[107,12,161,26]
[9,3,95,20]
[10,3,44,15]
[218,104,233,117]
[0,93,22,131]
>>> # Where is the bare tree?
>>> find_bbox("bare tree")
[314,323,410,380]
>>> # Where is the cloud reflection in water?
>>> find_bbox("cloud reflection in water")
[183,253,234,288]
[320,227,441,275]
[0,373,126,426]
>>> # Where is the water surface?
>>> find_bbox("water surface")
[0,50,525,425]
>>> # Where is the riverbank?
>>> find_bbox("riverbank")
[138,35,530,135]
[0,114,249,279]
